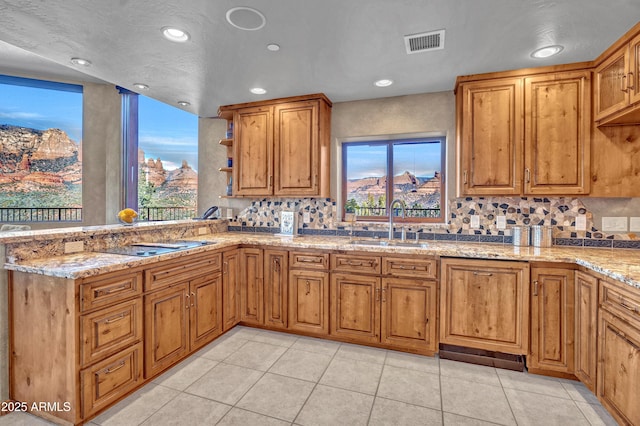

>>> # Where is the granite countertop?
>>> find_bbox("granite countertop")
[4,233,640,289]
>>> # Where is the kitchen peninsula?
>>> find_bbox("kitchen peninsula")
[1,220,639,425]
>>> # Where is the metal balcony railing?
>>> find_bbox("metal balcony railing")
[138,207,197,221]
[0,207,82,223]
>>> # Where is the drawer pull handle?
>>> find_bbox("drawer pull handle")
[533,280,539,296]
[274,258,281,273]
[95,284,128,297]
[397,265,416,270]
[622,73,628,92]
[473,272,493,276]
[305,280,311,295]
[191,291,196,308]
[185,293,190,309]
[381,287,387,302]
[629,72,635,90]
[375,288,380,302]
[299,257,322,263]
[620,299,638,313]
[104,361,126,374]
[103,313,126,324]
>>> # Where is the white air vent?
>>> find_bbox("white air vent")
[404,30,445,54]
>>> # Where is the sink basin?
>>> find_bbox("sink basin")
[349,239,429,249]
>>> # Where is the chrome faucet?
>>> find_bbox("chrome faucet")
[388,199,406,240]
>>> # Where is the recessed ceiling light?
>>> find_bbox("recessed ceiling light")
[133,83,149,90]
[226,7,266,31]
[250,87,267,95]
[161,26,190,42]
[177,101,191,107]
[70,57,91,66]
[267,43,280,52]
[531,45,564,59]
[374,79,394,87]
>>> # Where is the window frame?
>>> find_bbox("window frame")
[341,136,446,223]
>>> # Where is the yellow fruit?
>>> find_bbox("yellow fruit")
[122,208,137,217]
[118,209,137,223]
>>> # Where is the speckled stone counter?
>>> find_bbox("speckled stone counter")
[4,233,640,289]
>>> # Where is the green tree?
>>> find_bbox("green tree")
[345,198,358,213]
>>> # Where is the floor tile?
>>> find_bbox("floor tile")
[269,347,332,382]
[151,356,217,391]
[439,359,501,387]
[140,393,230,425]
[294,384,374,426]
[504,387,590,426]
[369,397,443,426]
[250,329,299,347]
[319,357,383,395]
[0,412,55,425]
[335,343,387,364]
[185,362,263,405]
[384,350,440,374]
[290,335,341,356]
[575,401,619,426]
[497,368,571,399]
[197,334,248,361]
[236,373,314,421]
[561,380,600,404]
[225,325,259,339]
[440,375,516,425]
[223,340,287,371]
[92,383,179,426]
[377,364,441,410]
[217,407,291,426]
[443,412,503,425]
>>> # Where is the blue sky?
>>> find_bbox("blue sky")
[0,81,198,172]
[346,141,442,179]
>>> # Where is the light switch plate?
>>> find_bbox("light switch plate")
[602,216,628,232]
[64,241,84,253]
[470,215,480,229]
[630,217,640,232]
[303,211,311,223]
[575,215,587,231]
[496,215,506,230]
[226,208,233,219]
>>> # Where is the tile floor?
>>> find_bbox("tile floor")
[0,326,618,426]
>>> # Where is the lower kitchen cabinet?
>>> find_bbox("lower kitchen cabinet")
[597,279,640,425]
[528,265,575,375]
[264,249,289,329]
[440,258,530,355]
[330,272,381,343]
[289,268,329,335]
[189,274,223,350]
[240,247,264,325]
[222,249,241,331]
[575,270,599,391]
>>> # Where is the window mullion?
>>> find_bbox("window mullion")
[387,141,393,218]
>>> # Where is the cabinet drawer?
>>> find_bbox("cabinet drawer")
[81,298,143,367]
[600,279,640,325]
[80,271,142,312]
[331,254,381,274]
[81,342,143,419]
[145,253,221,292]
[383,257,437,279]
[289,251,329,270]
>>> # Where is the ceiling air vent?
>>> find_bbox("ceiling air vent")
[404,29,445,54]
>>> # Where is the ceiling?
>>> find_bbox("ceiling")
[0,1,638,118]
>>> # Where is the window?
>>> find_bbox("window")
[342,137,445,222]
[120,91,198,221]
[0,75,83,222]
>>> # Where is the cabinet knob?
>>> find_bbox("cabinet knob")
[525,168,531,183]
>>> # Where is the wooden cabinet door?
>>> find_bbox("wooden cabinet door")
[524,72,590,195]
[575,271,598,391]
[264,249,288,329]
[440,258,530,355]
[529,267,575,374]
[595,47,630,121]
[233,106,273,195]
[381,277,438,353]
[144,283,189,378]
[330,273,380,344]
[288,269,329,335]
[223,250,240,331]
[240,248,264,325]
[630,33,640,106]
[459,78,523,195]
[189,274,223,351]
[597,310,640,426]
[274,101,319,196]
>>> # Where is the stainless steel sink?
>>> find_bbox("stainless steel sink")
[349,239,429,248]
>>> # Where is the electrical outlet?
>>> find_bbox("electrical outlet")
[470,215,480,229]
[496,215,506,230]
[303,211,311,223]
[198,227,208,235]
[602,216,627,232]
[630,217,640,232]
[64,241,84,253]
[575,215,587,231]
[226,208,233,219]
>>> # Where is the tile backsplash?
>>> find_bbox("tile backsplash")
[229,196,640,248]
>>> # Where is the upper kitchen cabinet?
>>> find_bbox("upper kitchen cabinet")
[218,94,332,197]
[456,65,591,196]
[594,24,640,126]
